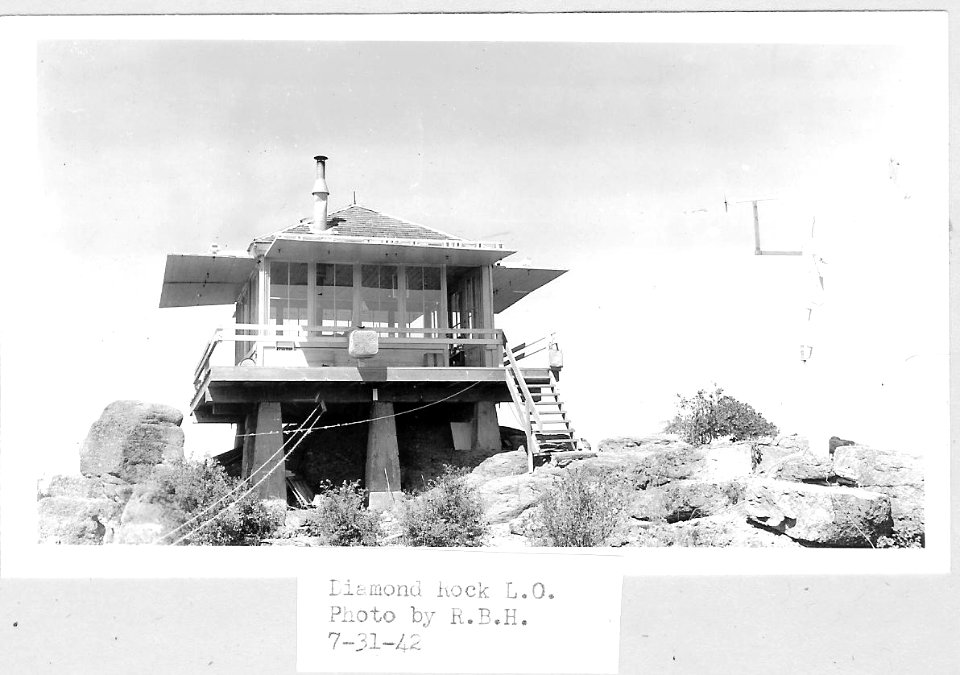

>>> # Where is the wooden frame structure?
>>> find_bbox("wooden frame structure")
[160,163,569,506]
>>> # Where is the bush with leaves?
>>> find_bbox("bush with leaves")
[664,386,778,446]
[876,522,924,549]
[399,466,487,547]
[301,481,382,546]
[539,467,627,547]
[146,459,283,546]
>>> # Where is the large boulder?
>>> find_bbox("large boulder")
[753,434,810,471]
[38,473,134,503]
[757,451,833,483]
[470,449,530,480]
[624,480,743,523]
[832,445,924,544]
[612,512,801,548]
[659,480,744,523]
[832,445,923,488]
[80,401,185,483]
[590,437,704,488]
[115,490,183,545]
[744,479,893,547]
[37,495,123,545]
[464,466,563,524]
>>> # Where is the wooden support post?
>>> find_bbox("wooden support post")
[365,401,402,510]
[248,401,286,501]
[257,258,267,365]
[473,401,501,451]
[240,411,257,480]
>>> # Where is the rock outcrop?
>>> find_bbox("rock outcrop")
[744,479,893,547]
[38,400,186,545]
[758,450,833,483]
[37,496,119,545]
[832,445,924,544]
[80,401,184,483]
[115,489,183,544]
[448,433,922,549]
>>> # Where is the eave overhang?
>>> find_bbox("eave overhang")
[159,254,257,308]
[263,234,515,266]
[492,266,567,313]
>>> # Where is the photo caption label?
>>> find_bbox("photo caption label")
[297,551,622,673]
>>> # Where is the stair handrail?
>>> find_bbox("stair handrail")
[501,333,541,472]
[510,331,556,363]
[502,339,543,430]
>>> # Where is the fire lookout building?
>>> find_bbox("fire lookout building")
[159,156,574,508]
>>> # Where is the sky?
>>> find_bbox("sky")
[0,16,948,480]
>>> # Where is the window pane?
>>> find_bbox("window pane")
[360,264,399,328]
[289,262,308,285]
[335,264,353,287]
[404,266,442,334]
[423,266,441,291]
[317,263,353,333]
[270,261,308,329]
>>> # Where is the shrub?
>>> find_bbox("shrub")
[876,523,925,549]
[664,386,778,446]
[302,481,382,546]
[146,459,283,546]
[539,467,626,547]
[399,466,487,547]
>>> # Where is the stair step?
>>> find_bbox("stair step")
[537,411,567,417]
[533,442,579,454]
[536,432,576,441]
[539,450,597,461]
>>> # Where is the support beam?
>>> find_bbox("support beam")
[240,411,257,480]
[365,401,402,510]
[473,401,501,451]
[248,402,286,501]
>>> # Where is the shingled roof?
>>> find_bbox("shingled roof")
[278,205,461,241]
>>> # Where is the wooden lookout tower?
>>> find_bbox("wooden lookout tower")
[159,155,577,507]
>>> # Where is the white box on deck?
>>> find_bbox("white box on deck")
[348,328,379,358]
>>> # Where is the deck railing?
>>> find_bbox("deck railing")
[193,323,505,387]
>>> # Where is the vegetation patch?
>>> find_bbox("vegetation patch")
[145,459,283,545]
[876,521,924,549]
[398,466,487,547]
[664,386,778,446]
[301,481,382,546]
[539,467,627,547]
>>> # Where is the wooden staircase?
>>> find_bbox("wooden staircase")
[502,337,587,472]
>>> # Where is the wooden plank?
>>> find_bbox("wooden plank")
[230,323,501,336]
[206,365,511,383]
[219,335,501,347]
[287,476,315,507]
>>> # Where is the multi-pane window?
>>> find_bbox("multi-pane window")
[269,262,308,332]
[316,263,354,333]
[404,266,442,336]
[359,264,399,330]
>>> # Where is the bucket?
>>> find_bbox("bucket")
[548,341,563,369]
